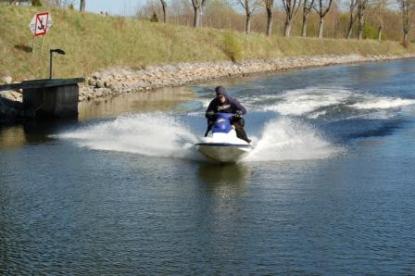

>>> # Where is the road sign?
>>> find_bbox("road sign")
[29,12,53,37]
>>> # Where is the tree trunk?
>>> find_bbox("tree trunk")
[347,26,353,39]
[346,13,354,39]
[358,14,365,40]
[358,26,363,40]
[161,3,167,23]
[245,13,252,33]
[318,17,324,38]
[284,18,292,37]
[193,6,200,27]
[403,32,409,48]
[301,13,308,37]
[401,0,410,48]
[199,6,204,27]
[79,0,85,12]
[266,8,273,36]
[377,25,382,41]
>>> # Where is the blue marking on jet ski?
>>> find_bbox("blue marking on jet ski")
[211,113,234,133]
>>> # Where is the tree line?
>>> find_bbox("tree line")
[2,0,85,10]
[2,0,414,45]
[138,0,414,46]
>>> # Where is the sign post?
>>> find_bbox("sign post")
[29,12,53,37]
[49,49,66,79]
[29,12,53,52]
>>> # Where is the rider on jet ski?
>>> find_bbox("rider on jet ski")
[205,86,251,143]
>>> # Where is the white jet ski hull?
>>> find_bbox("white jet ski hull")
[197,120,251,163]
[197,142,252,163]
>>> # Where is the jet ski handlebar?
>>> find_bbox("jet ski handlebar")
[206,112,243,120]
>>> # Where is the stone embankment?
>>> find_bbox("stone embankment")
[0,92,23,123]
[79,54,414,102]
[0,76,23,123]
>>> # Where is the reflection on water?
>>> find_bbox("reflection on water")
[198,163,250,196]
[0,119,79,150]
[78,87,195,120]
[23,119,78,144]
[0,126,26,150]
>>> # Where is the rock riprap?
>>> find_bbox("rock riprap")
[79,54,412,102]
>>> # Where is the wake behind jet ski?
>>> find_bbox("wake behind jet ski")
[196,86,252,163]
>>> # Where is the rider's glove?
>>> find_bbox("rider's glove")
[234,110,243,118]
[206,111,216,120]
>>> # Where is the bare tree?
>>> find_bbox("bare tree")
[346,0,358,38]
[264,0,274,36]
[6,0,28,4]
[313,0,334,38]
[398,0,414,47]
[356,0,369,39]
[79,0,85,12]
[301,0,315,37]
[43,0,60,6]
[191,0,207,27]
[160,0,167,23]
[238,0,258,33]
[373,0,388,41]
[282,0,301,36]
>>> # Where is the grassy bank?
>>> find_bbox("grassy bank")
[1,5,414,81]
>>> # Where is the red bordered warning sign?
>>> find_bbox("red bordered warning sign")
[29,12,53,37]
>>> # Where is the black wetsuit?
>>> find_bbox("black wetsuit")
[205,95,250,143]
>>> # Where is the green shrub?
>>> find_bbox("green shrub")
[223,32,242,62]
[31,0,42,6]
[74,16,84,31]
[364,24,379,40]
[150,12,159,23]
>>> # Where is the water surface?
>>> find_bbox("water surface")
[1,59,415,274]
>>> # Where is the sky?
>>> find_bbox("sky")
[82,0,144,16]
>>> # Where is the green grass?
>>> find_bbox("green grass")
[1,5,414,81]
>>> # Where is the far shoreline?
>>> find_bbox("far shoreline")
[79,54,415,102]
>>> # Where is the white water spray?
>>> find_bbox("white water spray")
[58,113,198,159]
[245,118,342,162]
[57,114,341,162]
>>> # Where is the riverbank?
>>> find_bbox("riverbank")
[79,54,415,102]
[2,4,415,121]
[2,5,415,82]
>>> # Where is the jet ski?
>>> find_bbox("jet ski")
[196,113,252,163]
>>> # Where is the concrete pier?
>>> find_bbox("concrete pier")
[1,78,84,119]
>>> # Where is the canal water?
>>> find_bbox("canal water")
[1,59,415,274]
